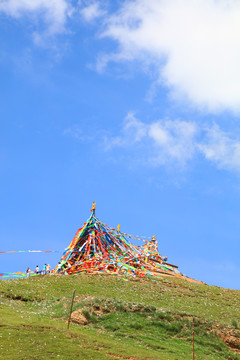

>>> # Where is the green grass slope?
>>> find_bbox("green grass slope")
[0,274,239,360]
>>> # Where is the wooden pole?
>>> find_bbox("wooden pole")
[193,317,195,360]
[67,289,76,329]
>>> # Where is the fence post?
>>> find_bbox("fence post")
[67,289,76,329]
[193,317,195,360]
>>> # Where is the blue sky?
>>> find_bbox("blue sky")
[0,0,240,289]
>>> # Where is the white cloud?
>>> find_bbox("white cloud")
[199,124,240,172]
[107,113,240,172]
[123,112,147,142]
[80,2,105,22]
[0,0,73,39]
[107,113,198,166]
[100,0,240,113]
[148,120,198,165]
[103,112,148,150]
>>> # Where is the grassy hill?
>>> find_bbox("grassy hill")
[0,274,239,359]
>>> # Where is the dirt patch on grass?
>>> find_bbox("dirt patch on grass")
[22,324,54,330]
[108,353,143,360]
[213,325,240,352]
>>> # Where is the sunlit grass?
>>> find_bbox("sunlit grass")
[0,274,239,359]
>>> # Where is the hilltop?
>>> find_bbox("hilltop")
[0,274,239,359]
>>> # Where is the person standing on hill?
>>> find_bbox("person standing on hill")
[46,264,51,274]
[35,265,39,274]
[42,264,47,275]
[57,262,62,274]
[26,267,31,278]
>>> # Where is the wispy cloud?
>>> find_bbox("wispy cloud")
[148,119,198,166]
[80,1,105,22]
[106,113,198,167]
[0,0,73,42]
[63,124,93,142]
[199,124,240,172]
[106,113,240,172]
[99,0,240,113]
[63,124,102,143]
[63,125,84,140]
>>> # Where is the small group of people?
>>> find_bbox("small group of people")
[35,264,51,275]
[26,264,51,277]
